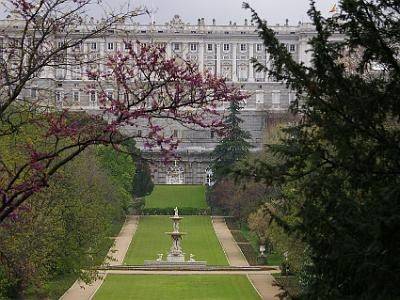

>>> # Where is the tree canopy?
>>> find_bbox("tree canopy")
[239,1,400,299]
[0,0,245,222]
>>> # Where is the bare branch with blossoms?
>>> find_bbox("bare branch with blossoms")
[0,0,247,222]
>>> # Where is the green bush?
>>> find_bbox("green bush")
[237,243,259,266]
[225,218,240,230]
[230,230,249,243]
[140,207,211,216]
[272,275,302,299]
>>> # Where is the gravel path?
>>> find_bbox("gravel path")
[211,216,249,266]
[211,216,283,300]
[59,215,283,300]
[59,215,139,300]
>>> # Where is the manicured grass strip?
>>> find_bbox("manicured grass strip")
[144,185,207,209]
[123,216,228,265]
[93,275,261,300]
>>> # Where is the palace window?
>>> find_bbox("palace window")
[289,44,296,52]
[272,90,281,109]
[238,65,248,81]
[255,70,265,82]
[240,43,247,52]
[73,42,81,50]
[72,66,82,80]
[124,92,129,102]
[31,88,37,99]
[55,90,63,106]
[207,44,213,51]
[73,91,80,103]
[189,43,197,52]
[288,90,296,105]
[90,42,97,50]
[107,42,114,50]
[256,43,263,52]
[172,43,181,51]
[223,43,230,52]
[89,90,97,104]
[255,90,264,105]
[173,129,178,138]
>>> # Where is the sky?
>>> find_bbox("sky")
[100,0,335,26]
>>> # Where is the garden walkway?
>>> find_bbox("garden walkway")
[59,215,139,300]
[212,216,283,300]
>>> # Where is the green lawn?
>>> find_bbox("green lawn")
[123,216,228,265]
[93,275,261,300]
[144,185,207,209]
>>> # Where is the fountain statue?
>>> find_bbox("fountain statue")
[166,206,186,262]
[144,207,207,267]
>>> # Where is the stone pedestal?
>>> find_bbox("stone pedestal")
[144,207,207,266]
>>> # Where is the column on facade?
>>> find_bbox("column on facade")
[99,39,105,73]
[248,43,254,82]
[232,43,237,81]
[182,41,188,60]
[166,42,172,58]
[265,51,271,82]
[216,44,221,76]
[65,48,71,80]
[299,36,312,67]
[82,42,88,80]
[198,42,204,72]
[133,41,138,55]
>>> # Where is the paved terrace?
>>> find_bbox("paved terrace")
[60,215,284,300]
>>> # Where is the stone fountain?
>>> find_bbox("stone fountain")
[144,207,207,267]
[166,207,186,262]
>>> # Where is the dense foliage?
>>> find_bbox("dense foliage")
[0,147,134,299]
[132,159,154,198]
[239,1,400,299]
[96,145,136,210]
[211,100,252,181]
[0,0,245,223]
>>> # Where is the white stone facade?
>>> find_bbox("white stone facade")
[0,15,323,184]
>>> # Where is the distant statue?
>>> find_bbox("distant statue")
[189,254,196,262]
[157,253,163,261]
[174,207,179,217]
[172,238,180,251]
[173,220,179,232]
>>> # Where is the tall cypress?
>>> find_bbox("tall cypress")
[211,99,252,181]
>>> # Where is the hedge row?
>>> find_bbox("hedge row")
[226,221,266,266]
[225,218,240,230]
[237,242,260,266]
[273,275,302,299]
[140,207,211,215]
[230,230,249,243]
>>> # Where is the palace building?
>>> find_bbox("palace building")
[1,14,328,184]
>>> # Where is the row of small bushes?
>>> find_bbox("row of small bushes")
[140,207,211,215]
[226,219,266,266]
[130,197,145,213]
[230,230,249,243]
[272,274,302,299]
[225,218,240,230]
[237,242,260,265]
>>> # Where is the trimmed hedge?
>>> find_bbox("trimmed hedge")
[237,243,260,265]
[129,197,145,214]
[226,220,266,266]
[272,275,302,299]
[230,230,249,243]
[225,218,240,230]
[140,207,211,215]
